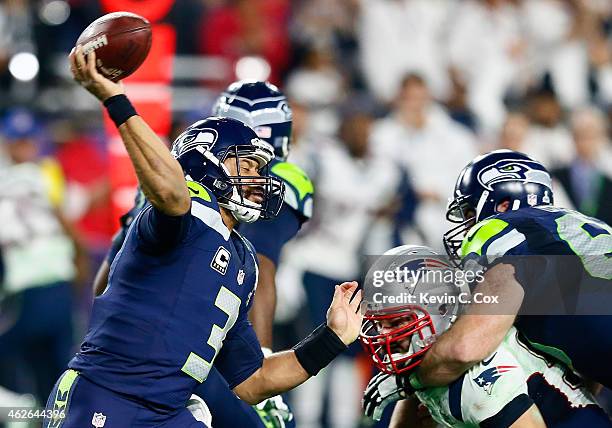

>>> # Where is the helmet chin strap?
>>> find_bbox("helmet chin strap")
[475,190,489,221]
[219,186,262,223]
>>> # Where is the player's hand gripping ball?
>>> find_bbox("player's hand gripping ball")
[76,11,152,82]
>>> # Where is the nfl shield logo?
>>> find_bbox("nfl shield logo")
[527,193,537,206]
[91,412,106,427]
[237,269,245,285]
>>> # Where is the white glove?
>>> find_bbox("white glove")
[254,394,293,428]
[362,371,409,421]
[253,347,294,428]
[187,394,213,427]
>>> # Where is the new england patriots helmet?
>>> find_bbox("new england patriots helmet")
[443,150,554,262]
[212,80,292,160]
[360,245,464,374]
[171,117,284,223]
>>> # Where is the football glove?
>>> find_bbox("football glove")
[363,371,413,421]
[186,394,212,427]
[254,394,293,428]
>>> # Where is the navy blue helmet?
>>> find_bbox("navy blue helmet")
[171,117,284,223]
[212,80,292,160]
[443,150,554,261]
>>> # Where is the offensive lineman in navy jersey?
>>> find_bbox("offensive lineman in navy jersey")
[91,81,313,427]
[44,46,362,428]
[212,81,314,351]
[198,81,313,428]
[399,150,612,398]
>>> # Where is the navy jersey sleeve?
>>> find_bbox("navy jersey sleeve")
[214,316,264,389]
[136,204,193,253]
[239,204,301,266]
[106,188,147,263]
[106,226,128,264]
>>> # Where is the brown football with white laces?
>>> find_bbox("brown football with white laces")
[76,11,152,82]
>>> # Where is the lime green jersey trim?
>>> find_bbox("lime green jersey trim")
[50,369,79,427]
[461,218,510,256]
[186,181,212,201]
[254,406,278,428]
[271,162,314,201]
[527,341,574,369]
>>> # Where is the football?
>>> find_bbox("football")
[76,11,152,82]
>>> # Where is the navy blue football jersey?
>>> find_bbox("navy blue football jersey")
[70,183,264,412]
[461,206,612,386]
[108,159,313,273]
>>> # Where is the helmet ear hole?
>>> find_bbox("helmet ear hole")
[463,207,476,221]
[438,303,448,316]
[495,198,511,213]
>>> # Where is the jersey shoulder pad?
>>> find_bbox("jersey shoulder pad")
[186,181,230,240]
[270,160,314,219]
[186,180,215,204]
[235,230,257,260]
[461,213,527,261]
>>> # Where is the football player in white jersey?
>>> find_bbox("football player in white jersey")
[360,245,611,427]
[0,109,86,404]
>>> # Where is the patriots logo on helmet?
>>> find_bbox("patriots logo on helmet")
[477,159,552,191]
[473,365,517,395]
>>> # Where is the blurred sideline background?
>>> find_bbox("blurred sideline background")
[0,0,611,427]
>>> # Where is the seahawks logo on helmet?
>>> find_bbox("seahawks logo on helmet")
[171,124,219,158]
[278,100,292,120]
[477,159,552,191]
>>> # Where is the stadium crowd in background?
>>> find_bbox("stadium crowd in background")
[0,0,611,427]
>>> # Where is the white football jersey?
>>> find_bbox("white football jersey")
[0,162,75,293]
[416,327,599,427]
[290,140,403,279]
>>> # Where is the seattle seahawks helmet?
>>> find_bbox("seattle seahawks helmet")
[212,80,292,160]
[360,245,464,374]
[171,117,284,223]
[443,150,554,262]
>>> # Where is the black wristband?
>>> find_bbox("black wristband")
[292,323,348,376]
[104,94,137,127]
